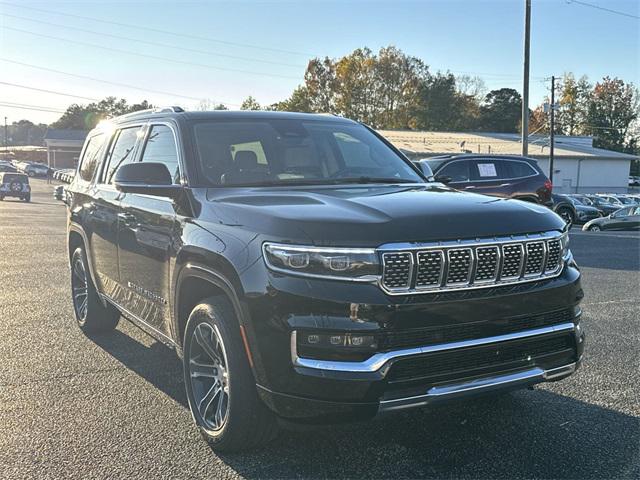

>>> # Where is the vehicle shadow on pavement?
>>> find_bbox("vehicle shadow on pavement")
[216,390,639,479]
[88,329,639,479]
[88,329,188,408]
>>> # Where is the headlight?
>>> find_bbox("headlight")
[263,243,379,281]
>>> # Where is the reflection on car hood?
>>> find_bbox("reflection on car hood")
[205,184,565,245]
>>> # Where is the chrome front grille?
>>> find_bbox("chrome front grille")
[379,231,566,295]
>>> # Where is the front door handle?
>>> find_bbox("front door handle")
[464,185,476,190]
[118,212,137,228]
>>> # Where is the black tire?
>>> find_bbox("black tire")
[183,296,277,452]
[0,196,3,201]
[556,207,574,228]
[70,247,120,333]
[24,194,30,202]
[588,225,601,232]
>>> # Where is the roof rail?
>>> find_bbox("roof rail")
[112,106,185,122]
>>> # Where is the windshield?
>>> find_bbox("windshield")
[1,173,28,183]
[192,119,422,186]
[569,197,583,206]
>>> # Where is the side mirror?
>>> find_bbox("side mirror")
[435,175,452,184]
[113,162,181,198]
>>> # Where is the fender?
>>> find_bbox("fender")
[173,262,268,387]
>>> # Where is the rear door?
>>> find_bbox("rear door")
[87,126,143,299]
[606,207,633,230]
[467,159,512,197]
[117,123,182,337]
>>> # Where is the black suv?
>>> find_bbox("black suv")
[66,109,584,451]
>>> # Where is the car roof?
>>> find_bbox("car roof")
[0,172,28,180]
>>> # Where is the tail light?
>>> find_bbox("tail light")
[544,179,553,193]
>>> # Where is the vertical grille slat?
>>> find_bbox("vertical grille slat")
[415,250,444,288]
[446,249,472,284]
[379,232,566,294]
[525,242,545,276]
[475,246,499,282]
[382,252,412,290]
[546,239,562,272]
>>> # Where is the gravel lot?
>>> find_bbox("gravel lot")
[1,179,639,479]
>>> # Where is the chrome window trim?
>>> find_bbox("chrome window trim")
[291,322,576,374]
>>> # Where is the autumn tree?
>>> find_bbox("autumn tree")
[586,77,639,153]
[556,73,591,135]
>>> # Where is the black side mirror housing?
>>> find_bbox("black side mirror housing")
[435,175,452,184]
[113,162,181,198]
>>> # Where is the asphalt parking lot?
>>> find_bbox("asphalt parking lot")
[1,179,639,479]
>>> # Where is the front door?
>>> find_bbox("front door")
[117,123,182,337]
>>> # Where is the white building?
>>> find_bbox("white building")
[380,130,637,194]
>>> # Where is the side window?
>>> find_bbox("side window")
[439,161,470,182]
[506,161,535,178]
[473,161,500,180]
[78,133,105,182]
[102,127,141,184]
[140,125,180,183]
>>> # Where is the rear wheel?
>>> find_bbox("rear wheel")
[70,247,120,333]
[183,296,277,451]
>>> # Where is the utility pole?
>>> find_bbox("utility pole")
[4,116,7,154]
[522,0,531,156]
[549,75,556,184]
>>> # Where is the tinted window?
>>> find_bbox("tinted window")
[102,127,141,183]
[140,125,180,183]
[78,133,105,182]
[439,161,470,182]
[192,120,421,186]
[506,161,536,178]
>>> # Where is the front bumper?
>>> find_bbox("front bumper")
[243,262,584,422]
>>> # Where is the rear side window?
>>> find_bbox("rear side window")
[103,127,141,183]
[506,160,537,178]
[78,133,105,182]
[139,125,180,183]
[439,161,470,182]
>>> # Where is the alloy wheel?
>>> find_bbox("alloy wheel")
[71,255,89,321]
[188,322,230,431]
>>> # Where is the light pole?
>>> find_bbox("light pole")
[4,116,7,154]
[522,0,531,156]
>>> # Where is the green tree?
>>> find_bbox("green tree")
[271,86,313,112]
[586,77,639,153]
[7,120,48,146]
[240,96,262,111]
[479,88,522,133]
[52,97,153,130]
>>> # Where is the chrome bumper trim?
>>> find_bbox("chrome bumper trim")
[378,361,578,413]
[292,322,576,374]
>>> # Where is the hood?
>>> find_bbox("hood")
[206,184,565,246]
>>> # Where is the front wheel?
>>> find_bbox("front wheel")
[70,247,120,333]
[588,225,601,232]
[556,207,574,228]
[183,297,277,452]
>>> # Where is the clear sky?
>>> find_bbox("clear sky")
[0,0,638,125]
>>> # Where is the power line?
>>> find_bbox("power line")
[0,101,66,113]
[0,12,305,69]
[2,26,302,80]
[566,0,640,20]
[0,81,100,101]
[0,58,240,106]
[0,1,317,57]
